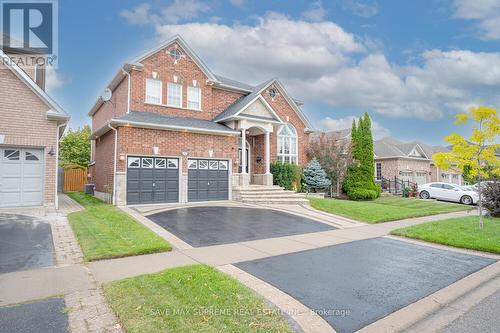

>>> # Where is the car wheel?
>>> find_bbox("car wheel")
[460,195,473,205]
[420,191,430,199]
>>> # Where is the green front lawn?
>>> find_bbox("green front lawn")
[67,192,171,261]
[103,265,294,333]
[391,216,500,253]
[309,196,471,223]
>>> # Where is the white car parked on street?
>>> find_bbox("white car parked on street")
[418,182,479,205]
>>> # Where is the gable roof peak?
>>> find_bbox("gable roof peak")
[132,34,219,83]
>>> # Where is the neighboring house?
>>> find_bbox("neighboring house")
[0,49,70,208]
[89,35,313,205]
[374,138,463,185]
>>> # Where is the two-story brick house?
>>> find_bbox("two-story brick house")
[0,46,69,208]
[89,35,313,205]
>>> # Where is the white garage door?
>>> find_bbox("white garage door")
[0,147,44,207]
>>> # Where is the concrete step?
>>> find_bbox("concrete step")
[241,198,309,204]
[240,193,306,199]
[239,190,300,196]
[233,186,284,192]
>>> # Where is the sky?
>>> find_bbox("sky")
[48,0,500,145]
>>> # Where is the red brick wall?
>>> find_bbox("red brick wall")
[116,127,239,173]
[0,65,58,205]
[92,77,128,131]
[129,42,245,121]
[92,130,115,193]
[261,85,310,167]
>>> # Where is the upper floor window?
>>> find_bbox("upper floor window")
[187,86,201,110]
[146,79,162,104]
[277,123,297,164]
[167,82,182,107]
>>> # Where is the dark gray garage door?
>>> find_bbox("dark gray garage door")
[127,156,179,205]
[188,159,229,202]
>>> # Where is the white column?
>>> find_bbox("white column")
[265,131,271,174]
[241,128,247,174]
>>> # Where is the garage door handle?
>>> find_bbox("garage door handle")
[207,182,210,185]
[153,182,156,187]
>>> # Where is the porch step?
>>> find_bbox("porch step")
[241,198,309,205]
[239,190,299,196]
[233,185,308,205]
[233,185,284,192]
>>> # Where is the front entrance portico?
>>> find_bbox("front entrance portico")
[237,119,275,187]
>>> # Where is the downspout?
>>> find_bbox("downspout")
[55,121,68,210]
[108,123,118,205]
[122,69,131,114]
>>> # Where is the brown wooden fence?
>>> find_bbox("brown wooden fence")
[63,165,87,192]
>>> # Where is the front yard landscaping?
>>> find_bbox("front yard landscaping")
[103,265,294,333]
[67,192,171,261]
[391,216,500,254]
[309,196,471,223]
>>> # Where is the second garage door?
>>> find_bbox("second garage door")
[127,156,179,205]
[188,159,229,202]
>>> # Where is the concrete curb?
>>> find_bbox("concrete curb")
[358,261,500,333]
[217,264,336,333]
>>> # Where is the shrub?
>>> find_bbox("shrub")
[347,188,379,200]
[303,158,331,192]
[482,181,500,217]
[270,162,302,191]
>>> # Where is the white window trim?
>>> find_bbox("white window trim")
[187,86,201,111]
[277,124,298,164]
[167,82,183,108]
[145,78,163,105]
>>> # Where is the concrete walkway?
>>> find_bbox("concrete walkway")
[1,200,495,333]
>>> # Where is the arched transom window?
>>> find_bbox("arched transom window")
[277,123,298,164]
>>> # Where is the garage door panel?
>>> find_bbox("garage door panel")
[23,164,43,177]
[187,159,229,202]
[2,163,22,177]
[0,147,44,207]
[126,156,179,205]
[2,178,22,191]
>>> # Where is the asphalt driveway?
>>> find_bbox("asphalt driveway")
[0,214,54,274]
[236,237,496,333]
[147,206,335,247]
[0,298,68,332]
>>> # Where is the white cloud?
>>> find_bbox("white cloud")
[121,0,210,25]
[319,116,390,139]
[343,0,379,18]
[229,0,245,7]
[45,66,67,92]
[452,0,500,40]
[301,0,327,22]
[120,3,153,25]
[122,9,500,121]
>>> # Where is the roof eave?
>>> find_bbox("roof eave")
[91,118,240,138]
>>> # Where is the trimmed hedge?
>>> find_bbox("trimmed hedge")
[271,162,303,191]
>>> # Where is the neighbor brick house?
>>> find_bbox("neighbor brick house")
[374,138,463,185]
[0,48,70,207]
[89,35,313,205]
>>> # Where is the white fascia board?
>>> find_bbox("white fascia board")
[0,49,69,119]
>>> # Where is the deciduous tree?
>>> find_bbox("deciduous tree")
[59,125,91,167]
[433,106,500,228]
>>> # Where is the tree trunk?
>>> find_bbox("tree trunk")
[478,172,483,229]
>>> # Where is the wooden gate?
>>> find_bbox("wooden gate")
[63,165,87,192]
